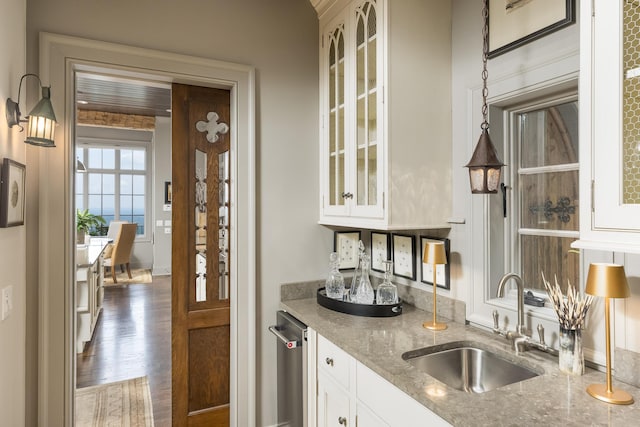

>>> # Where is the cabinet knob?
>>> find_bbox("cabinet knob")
[341,192,353,199]
[325,357,334,366]
[338,416,347,425]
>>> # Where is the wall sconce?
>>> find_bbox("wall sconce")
[76,157,87,173]
[585,263,634,405]
[5,73,57,147]
[465,0,504,193]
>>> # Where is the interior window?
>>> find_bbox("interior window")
[492,95,579,298]
[76,144,149,237]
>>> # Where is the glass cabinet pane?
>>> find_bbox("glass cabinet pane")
[328,25,345,207]
[355,1,377,207]
[623,0,640,204]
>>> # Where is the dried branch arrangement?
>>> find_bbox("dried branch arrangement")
[542,272,593,330]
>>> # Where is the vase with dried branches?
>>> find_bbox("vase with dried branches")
[542,272,593,375]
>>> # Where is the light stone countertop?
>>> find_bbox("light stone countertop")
[281,297,640,427]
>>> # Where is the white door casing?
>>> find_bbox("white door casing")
[38,32,256,426]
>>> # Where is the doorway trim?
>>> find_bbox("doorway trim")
[38,32,256,426]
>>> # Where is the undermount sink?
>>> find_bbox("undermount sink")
[402,341,541,393]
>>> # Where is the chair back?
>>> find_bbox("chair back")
[111,223,137,265]
[106,220,129,240]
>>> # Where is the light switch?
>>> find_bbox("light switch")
[164,227,171,234]
[1,286,13,321]
[156,220,163,227]
[164,220,171,226]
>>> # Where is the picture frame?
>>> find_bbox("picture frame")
[488,0,575,58]
[334,231,361,270]
[420,236,451,290]
[0,158,26,228]
[370,232,390,273]
[392,234,415,280]
[164,181,172,204]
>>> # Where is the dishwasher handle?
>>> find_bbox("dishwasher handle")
[269,325,300,349]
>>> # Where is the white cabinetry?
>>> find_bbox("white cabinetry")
[316,0,452,230]
[576,0,640,253]
[76,238,108,353]
[315,334,451,427]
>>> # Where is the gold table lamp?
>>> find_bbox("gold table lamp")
[585,263,634,405]
[422,242,447,331]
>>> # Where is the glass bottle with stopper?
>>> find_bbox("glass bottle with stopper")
[349,240,366,301]
[325,252,345,300]
[353,254,374,304]
[376,260,398,305]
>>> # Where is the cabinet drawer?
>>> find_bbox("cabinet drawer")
[318,334,351,390]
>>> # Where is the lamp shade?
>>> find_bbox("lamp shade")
[585,263,630,299]
[424,242,447,265]
[25,87,56,147]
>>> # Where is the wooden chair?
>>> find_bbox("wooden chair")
[103,223,137,283]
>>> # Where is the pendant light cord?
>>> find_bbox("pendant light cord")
[481,0,489,131]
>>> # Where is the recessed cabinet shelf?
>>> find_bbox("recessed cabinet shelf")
[318,0,452,230]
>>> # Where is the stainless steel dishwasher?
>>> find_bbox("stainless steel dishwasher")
[269,310,308,427]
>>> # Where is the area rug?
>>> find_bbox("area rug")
[76,376,154,426]
[104,269,153,286]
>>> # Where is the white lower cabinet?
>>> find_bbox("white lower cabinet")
[314,333,451,427]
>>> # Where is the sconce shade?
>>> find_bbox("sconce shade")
[585,263,630,299]
[465,129,504,194]
[76,158,87,173]
[424,242,447,265]
[25,87,57,147]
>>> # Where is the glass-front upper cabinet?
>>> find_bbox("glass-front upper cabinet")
[320,0,383,221]
[317,0,452,230]
[577,0,640,252]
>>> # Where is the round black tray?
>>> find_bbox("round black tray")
[317,288,402,317]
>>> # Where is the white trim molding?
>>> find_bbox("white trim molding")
[39,32,256,426]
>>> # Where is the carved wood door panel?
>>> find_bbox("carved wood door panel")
[172,83,231,426]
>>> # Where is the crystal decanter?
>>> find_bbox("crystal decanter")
[376,260,398,305]
[353,254,374,304]
[349,240,366,301]
[325,252,345,300]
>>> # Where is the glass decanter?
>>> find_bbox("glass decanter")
[376,260,398,305]
[325,252,345,300]
[353,254,374,304]
[349,240,366,301]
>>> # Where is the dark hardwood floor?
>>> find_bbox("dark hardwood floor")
[76,275,172,426]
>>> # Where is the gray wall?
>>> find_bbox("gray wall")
[153,116,171,275]
[26,1,330,425]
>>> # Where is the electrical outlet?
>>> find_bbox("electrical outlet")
[1,286,13,321]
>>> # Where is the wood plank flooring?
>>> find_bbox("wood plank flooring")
[76,276,172,426]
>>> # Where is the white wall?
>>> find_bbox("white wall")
[0,1,27,426]
[26,1,330,425]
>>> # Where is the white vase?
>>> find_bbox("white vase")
[559,327,584,375]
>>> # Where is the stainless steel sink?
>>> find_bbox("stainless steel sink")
[402,341,541,393]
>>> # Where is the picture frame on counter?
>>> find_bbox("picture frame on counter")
[420,236,451,290]
[392,233,415,280]
[0,158,26,228]
[370,232,390,273]
[334,230,361,270]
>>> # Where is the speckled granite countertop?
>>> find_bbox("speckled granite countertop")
[281,297,640,426]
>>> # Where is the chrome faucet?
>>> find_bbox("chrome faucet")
[496,273,526,335]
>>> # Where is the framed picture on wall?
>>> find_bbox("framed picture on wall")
[392,234,415,280]
[334,231,361,270]
[420,236,451,290]
[370,232,390,273]
[0,158,26,228]
[488,0,576,58]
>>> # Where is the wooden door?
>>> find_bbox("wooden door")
[172,83,231,426]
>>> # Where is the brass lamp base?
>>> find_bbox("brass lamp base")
[422,321,447,331]
[586,384,634,405]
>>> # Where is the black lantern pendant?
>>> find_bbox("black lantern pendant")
[465,0,504,193]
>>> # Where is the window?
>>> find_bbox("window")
[76,144,150,238]
[493,94,579,297]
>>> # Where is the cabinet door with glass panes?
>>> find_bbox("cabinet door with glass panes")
[578,0,640,251]
[320,0,383,223]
